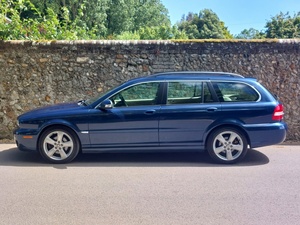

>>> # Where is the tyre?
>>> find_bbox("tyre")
[207,127,248,164]
[38,127,80,164]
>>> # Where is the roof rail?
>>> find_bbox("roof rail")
[150,71,244,78]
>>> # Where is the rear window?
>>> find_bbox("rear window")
[212,82,260,102]
[167,81,213,104]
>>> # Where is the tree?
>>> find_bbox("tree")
[220,21,233,39]
[28,0,171,38]
[115,25,187,40]
[138,25,187,40]
[133,0,170,30]
[265,12,300,38]
[30,0,109,37]
[0,0,95,40]
[107,0,170,36]
[235,28,265,39]
[178,9,232,39]
[178,12,200,39]
[115,31,141,40]
[77,0,110,37]
[106,0,136,35]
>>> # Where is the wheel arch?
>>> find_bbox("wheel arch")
[204,124,251,149]
[37,123,82,152]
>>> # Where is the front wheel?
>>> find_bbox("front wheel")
[207,128,248,164]
[38,127,80,164]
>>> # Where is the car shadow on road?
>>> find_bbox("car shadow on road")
[0,147,269,168]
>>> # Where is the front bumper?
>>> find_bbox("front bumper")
[14,128,39,152]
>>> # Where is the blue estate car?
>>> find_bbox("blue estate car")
[14,72,287,164]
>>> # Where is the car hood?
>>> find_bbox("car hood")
[18,102,84,121]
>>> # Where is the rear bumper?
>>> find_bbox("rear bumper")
[245,122,287,148]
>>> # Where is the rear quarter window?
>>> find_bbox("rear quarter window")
[212,82,260,102]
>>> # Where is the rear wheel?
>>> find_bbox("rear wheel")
[207,128,248,164]
[38,127,80,164]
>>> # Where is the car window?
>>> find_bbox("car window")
[110,82,160,107]
[212,82,259,102]
[167,81,213,104]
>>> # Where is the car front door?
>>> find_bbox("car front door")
[88,82,162,149]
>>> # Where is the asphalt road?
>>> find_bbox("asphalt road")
[0,144,300,225]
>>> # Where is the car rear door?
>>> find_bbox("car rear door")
[158,81,222,147]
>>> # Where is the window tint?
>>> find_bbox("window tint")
[212,82,259,102]
[167,81,213,104]
[110,82,160,107]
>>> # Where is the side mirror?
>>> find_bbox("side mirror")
[99,99,114,110]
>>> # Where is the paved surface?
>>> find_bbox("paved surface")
[0,144,300,225]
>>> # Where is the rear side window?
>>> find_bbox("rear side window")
[167,81,213,104]
[212,82,260,102]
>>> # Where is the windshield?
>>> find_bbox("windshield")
[83,85,119,106]
[84,94,104,106]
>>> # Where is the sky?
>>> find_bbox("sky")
[160,0,300,35]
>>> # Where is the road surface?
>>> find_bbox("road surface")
[0,144,300,225]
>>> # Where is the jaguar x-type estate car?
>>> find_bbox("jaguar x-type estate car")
[14,71,287,164]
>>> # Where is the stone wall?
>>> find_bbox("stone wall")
[0,40,299,141]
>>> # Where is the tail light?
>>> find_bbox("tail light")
[272,104,284,121]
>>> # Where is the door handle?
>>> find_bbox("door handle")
[206,107,218,112]
[144,110,156,115]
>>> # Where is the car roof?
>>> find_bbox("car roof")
[150,71,245,79]
[128,71,255,83]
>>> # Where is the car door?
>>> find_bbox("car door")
[159,81,222,147]
[88,82,162,149]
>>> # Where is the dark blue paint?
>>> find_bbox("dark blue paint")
[14,72,287,155]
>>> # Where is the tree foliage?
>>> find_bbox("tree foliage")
[265,12,300,38]
[29,0,110,37]
[28,0,170,37]
[2,1,300,40]
[115,25,188,40]
[235,28,265,39]
[0,0,95,40]
[235,11,300,39]
[1,0,173,40]
[107,0,170,36]
[177,9,233,39]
